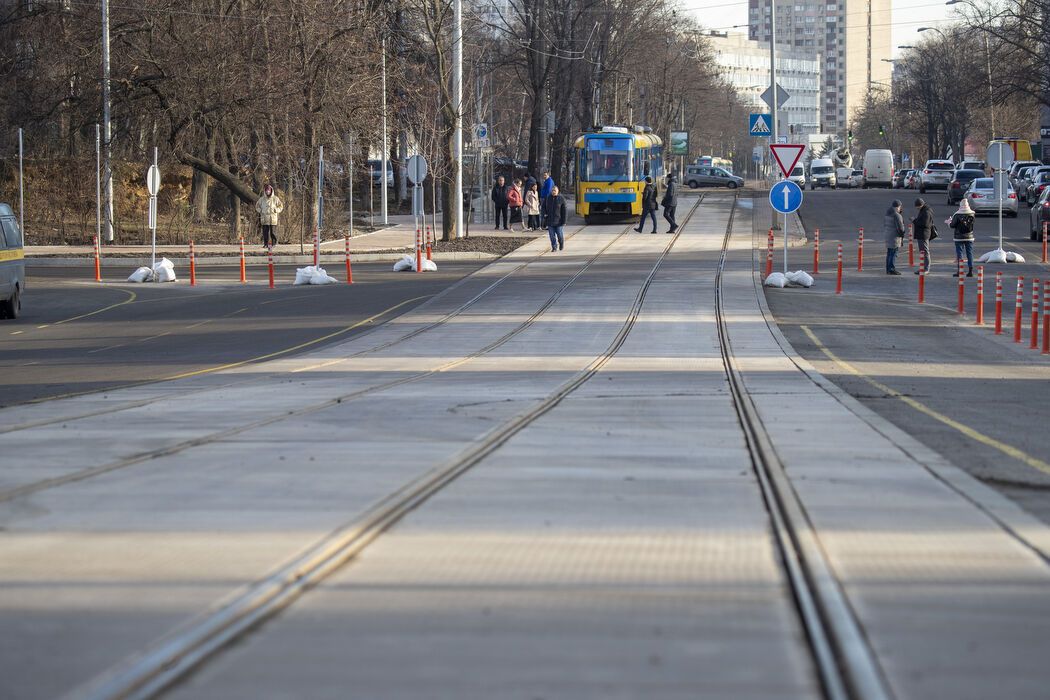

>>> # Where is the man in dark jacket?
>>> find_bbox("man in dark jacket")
[635,176,659,234]
[911,198,934,273]
[491,176,510,230]
[543,185,567,251]
[661,173,678,233]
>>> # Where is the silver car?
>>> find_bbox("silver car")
[684,165,743,189]
[965,178,1018,216]
[1018,166,1050,203]
[1026,171,1050,204]
[1009,160,1040,190]
[918,159,955,192]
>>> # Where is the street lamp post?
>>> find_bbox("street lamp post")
[453,0,463,239]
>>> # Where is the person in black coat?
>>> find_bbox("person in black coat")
[490,176,510,230]
[661,173,678,233]
[911,198,934,273]
[635,176,659,233]
[543,185,567,251]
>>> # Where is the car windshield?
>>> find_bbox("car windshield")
[955,170,983,180]
[791,167,804,176]
[713,169,731,178]
[852,170,863,176]
[927,162,954,170]
[972,178,993,189]
[582,137,633,183]
[813,166,833,174]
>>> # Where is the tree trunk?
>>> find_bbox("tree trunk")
[229,187,241,239]
[191,168,209,223]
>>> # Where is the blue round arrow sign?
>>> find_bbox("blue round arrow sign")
[769,180,803,214]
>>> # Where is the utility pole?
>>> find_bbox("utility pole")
[453,0,464,238]
[770,0,779,229]
[380,36,389,225]
[101,0,114,242]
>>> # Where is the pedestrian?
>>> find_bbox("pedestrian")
[635,176,659,234]
[539,169,554,226]
[661,173,678,233]
[525,173,537,193]
[255,184,284,250]
[524,182,541,232]
[508,179,524,232]
[947,198,976,276]
[543,185,567,252]
[491,176,510,230]
[883,199,905,275]
[911,197,935,273]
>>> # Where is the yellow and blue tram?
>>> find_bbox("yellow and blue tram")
[573,127,664,223]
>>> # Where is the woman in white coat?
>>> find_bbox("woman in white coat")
[255,184,284,250]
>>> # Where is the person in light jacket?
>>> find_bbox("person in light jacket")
[883,199,905,275]
[543,185,567,251]
[947,198,976,276]
[911,198,934,273]
[507,179,524,232]
[524,182,541,231]
[255,184,284,250]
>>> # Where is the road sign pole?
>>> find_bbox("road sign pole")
[783,211,788,273]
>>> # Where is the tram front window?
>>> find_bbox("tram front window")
[583,139,633,183]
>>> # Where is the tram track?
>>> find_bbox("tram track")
[60,199,707,700]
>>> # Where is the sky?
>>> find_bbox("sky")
[682,0,957,58]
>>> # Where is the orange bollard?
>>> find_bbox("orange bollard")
[1043,222,1048,264]
[415,227,423,274]
[918,251,926,303]
[1043,280,1050,353]
[857,227,864,271]
[813,228,820,275]
[1014,276,1025,342]
[975,266,984,325]
[313,227,320,267]
[1032,279,1042,349]
[908,226,915,267]
[189,240,197,286]
[426,226,433,262]
[765,228,774,278]
[239,237,246,283]
[994,272,1003,334]
[344,233,353,284]
[268,248,275,289]
[957,258,965,314]
[836,243,843,295]
[93,235,101,282]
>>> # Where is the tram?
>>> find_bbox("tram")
[573,126,664,223]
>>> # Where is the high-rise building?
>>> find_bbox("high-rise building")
[749,0,892,135]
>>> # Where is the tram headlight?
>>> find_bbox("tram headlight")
[586,188,602,193]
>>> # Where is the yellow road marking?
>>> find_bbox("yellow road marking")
[51,288,138,326]
[801,325,1050,477]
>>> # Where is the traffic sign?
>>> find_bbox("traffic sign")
[769,180,803,214]
[769,143,806,178]
[474,123,490,148]
[987,141,1014,170]
[146,165,161,196]
[760,83,790,110]
[749,114,772,136]
[407,154,428,184]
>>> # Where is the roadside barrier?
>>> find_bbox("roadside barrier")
[267,248,275,289]
[1043,222,1048,264]
[957,259,965,313]
[857,227,864,271]
[1033,280,1041,349]
[344,234,354,284]
[93,235,101,282]
[918,250,925,303]
[908,226,915,267]
[1044,280,1050,354]
[765,229,774,278]
[189,240,197,286]
[415,227,423,274]
[239,237,246,283]
[995,271,1003,334]
[313,227,320,267]
[813,228,820,274]
[975,266,984,325]
[1014,276,1025,342]
[836,243,843,295]
[426,225,433,262]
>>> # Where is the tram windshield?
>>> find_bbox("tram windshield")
[582,137,633,183]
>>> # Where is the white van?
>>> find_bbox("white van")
[809,158,837,189]
[863,149,895,188]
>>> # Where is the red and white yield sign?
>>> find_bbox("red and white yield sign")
[769,144,806,179]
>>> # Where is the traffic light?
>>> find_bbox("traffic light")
[879,124,885,137]
[848,129,853,142]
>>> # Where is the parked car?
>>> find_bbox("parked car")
[684,165,743,189]
[862,149,894,188]
[1026,171,1050,204]
[1028,186,1050,239]
[905,170,921,189]
[850,169,866,188]
[836,167,854,187]
[965,177,1018,216]
[959,159,986,173]
[788,164,806,188]
[1014,165,1039,201]
[1009,160,1040,189]
[0,203,24,320]
[367,159,394,187]
[893,169,913,189]
[918,159,955,192]
[947,169,985,205]
[1021,166,1050,202]
[809,158,837,189]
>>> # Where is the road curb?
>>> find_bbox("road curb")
[26,251,500,267]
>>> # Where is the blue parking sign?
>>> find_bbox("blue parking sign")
[769,180,803,214]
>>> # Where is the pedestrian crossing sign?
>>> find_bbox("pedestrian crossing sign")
[749,114,772,136]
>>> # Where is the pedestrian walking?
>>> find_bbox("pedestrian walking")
[540,170,554,226]
[947,198,976,276]
[524,182,541,232]
[911,197,935,273]
[543,185,567,252]
[255,184,284,250]
[635,176,659,234]
[883,199,905,275]
[508,179,524,232]
[491,176,510,230]
[661,173,678,233]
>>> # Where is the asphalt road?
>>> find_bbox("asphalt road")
[770,187,1050,524]
[0,262,484,407]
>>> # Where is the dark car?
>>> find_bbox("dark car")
[947,169,985,205]
[893,169,912,189]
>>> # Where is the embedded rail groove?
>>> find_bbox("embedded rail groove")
[62,199,706,700]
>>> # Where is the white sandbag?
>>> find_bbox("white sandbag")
[763,272,787,288]
[978,248,1008,264]
[294,266,314,285]
[127,266,153,283]
[154,257,175,271]
[419,258,437,272]
[1006,251,1025,263]
[309,266,338,284]
[785,270,814,287]
[151,257,177,282]
[392,255,414,272]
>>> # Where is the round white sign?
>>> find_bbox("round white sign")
[146,165,161,196]
[986,142,1014,171]
[407,155,428,185]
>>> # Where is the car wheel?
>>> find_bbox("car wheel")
[727,181,737,189]
[1010,211,1018,218]
[688,181,699,189]
[919,186,926,194]
[2,285,20,320]
[584,215,592,225]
